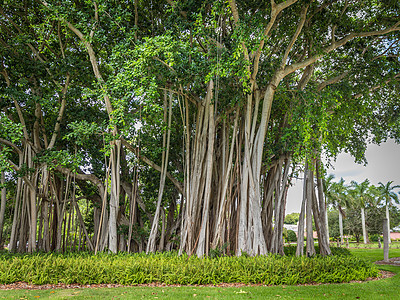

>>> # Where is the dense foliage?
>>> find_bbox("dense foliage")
[0,0,399,257]
[0,251,378,285]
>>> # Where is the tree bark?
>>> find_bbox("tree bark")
[361,208,368,244]
[109,140,121,253]
[339,209,344,245]
[383,218,389,262]
[147,90,173,253]
[196,82,215,257]
[305,166,315,257]
[385,204,391,244]
[0,172,6,248]
[296,165,307,257]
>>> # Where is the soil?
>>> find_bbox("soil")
[374,256,400,266]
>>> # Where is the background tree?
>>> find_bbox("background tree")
[284,213,300,225]
[378,181,400,243]
[350,179,370,243]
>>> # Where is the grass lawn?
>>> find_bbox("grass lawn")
[0,248,398,299]
[347,241,400,250]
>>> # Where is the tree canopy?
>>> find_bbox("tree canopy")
[0,0,399,256]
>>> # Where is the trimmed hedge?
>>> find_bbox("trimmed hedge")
[0,251,378,285]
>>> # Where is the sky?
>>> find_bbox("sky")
[285,139,400,214]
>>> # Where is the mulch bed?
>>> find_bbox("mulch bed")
[374,256,400,266]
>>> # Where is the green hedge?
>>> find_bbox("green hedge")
[0,251,378,285]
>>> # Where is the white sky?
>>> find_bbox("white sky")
[286,139,400,214]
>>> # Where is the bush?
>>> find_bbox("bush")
[369,234,381,242]
[287,230,297,242]
[0,251,378,285]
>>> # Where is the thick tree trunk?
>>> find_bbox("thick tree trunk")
[237,74,283,256]
[315,158,329,245]
[109,140,121,253]
[212,111,238,248]
[179,81,214,256]
[196,91,215,257]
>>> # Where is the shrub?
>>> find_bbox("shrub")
[369,234,381,242]
[0,251,378,285]
[287,230,297,242]
[282,228,288,242]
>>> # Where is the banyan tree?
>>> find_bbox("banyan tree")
[0,0,399,256]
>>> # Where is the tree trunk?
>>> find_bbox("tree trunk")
[315,158,329,245]
[361,208,368,244]
[109,139,121,253]
[339,210,344,245]
[305,166,315,257]
[196,86,215,257]
[383,218,389,262]
[312,160,331,256]
[311,178,331,256]
[147,90,172,253]
[9,175,22,252]
[385,204,391,244]
[296,167,307,257]
[271,157,290,255]
[0,172,6,248]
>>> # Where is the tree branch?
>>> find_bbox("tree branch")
[284,23,400,77]
[317,71,349,92]
[55,166,104,194]
[89,2,99,39]
[230,0,299,81]
[353,73,400,99]
[121,138,184,194]
[64,20,114,116]
[280,5,308,69]
[0,138,22,155]
[48,73,70,149]
[6,159,35,191]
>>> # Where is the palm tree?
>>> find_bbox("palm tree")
[378,181,400,243]
[325,176,349,244]
[350,179,370,244]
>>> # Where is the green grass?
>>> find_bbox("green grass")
[0,249,398,299]
[346,241,400,250]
